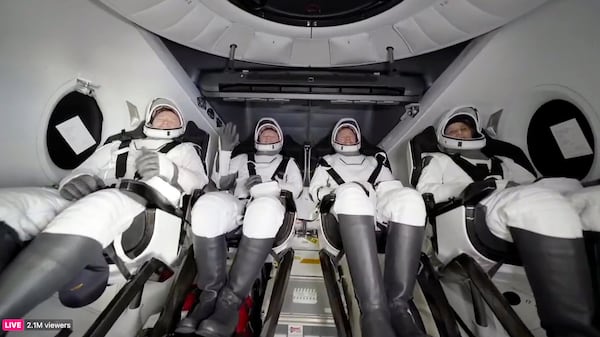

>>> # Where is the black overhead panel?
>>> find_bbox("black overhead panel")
[229,0,404,27]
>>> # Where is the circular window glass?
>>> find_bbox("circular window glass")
[229,0,404,27]
[46,91,103,170]
[527,100,594,180]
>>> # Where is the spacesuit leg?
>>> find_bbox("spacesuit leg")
[376,182,429,337]
[0,221,22,272]
[0,187,71,271]
[490,186,600,337]
[176,192,240,333]
[195,196,283,337]
[0,233,103,319]
[567,185,600,328]
[568,185,600,232]
[0,189,144,319]
[330,183,396,337]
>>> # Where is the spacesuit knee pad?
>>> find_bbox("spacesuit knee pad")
[333,183,375,216]
[378,187,426,226]
[44,189,145,248]
[502,186,583,239]
[191,192,240,238]
[243,196,285,239]
[568,186,600,232]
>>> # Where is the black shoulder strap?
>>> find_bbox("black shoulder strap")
[447,154,504,181]
[490,157,503,177]
[367,152,386,185]
[115,140,132,179]
[158,141,181,154]
[246,152,257,176]
[318,158,345,185]
[271,156,290,181]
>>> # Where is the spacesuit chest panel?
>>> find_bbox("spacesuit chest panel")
[111,139,180,182]
[449,154,504,181]
[325,154,380,186]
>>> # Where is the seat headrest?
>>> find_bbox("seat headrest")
[408,126,537,187]
[481,131,537,178]
[408,126,439,187]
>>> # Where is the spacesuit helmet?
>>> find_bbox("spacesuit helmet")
[254,117,284,155]
[331,118,361,155]
[437,106,486,150]
[143,98,185,139]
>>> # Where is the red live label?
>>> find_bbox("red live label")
[2,319,24,331]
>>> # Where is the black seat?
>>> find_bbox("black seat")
[408,126,538,266]
[225,134,301,250]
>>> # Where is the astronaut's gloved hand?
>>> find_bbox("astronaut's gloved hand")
[245,175,263,191]
[316,186,335,202]
[60,175,105,201]
[459,178,497,204]
[218,122,240,151]
[136,149,176,181]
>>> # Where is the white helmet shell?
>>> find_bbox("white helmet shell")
[254,117,283,154]
[437,106,486,150]
[143,98,185,139]
[331,118,361,155]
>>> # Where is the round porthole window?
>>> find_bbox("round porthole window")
[527,100,594,180]
[46,91,103,170]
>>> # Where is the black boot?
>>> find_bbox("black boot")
[385,222,430,337]
[511,228,600,337]
[176,235,228,334]
[0,233,103,319]
[0,221,23,272]
[196,235,274,337]
[584,231,600,329]
[338,214,397,337]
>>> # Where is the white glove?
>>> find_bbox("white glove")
[135,149,175,181]
[60,175,105,201]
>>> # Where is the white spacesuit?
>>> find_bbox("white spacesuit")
[177,118,302,337]
[416,106,600,337]
[0,98,208,320]
[309,118,428,337]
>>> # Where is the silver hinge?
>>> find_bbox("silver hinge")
[75,78,100,96]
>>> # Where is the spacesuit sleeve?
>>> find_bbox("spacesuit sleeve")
[211,152,243,189]
[279,158,303,198]
[309,164,335,202]
[374,165,395,183]
[58,142,116,189]
[416,154,470,203]
[499,157,537,184]
[168,143,209,194]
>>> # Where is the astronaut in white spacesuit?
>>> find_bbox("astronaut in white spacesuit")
[416,106,600,337]
[176,118,303,337]
[309,118,429,337]
[0,98,208,319]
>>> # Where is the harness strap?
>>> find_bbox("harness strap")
[447,154,504,181]
[114,140,181,179]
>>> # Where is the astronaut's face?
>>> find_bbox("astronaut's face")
[151,109,181,129]
[445,121,474,140]
[336,127,358,145]
[258,128,280,144]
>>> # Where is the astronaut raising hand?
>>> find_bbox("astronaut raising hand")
[176,118,303,337]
